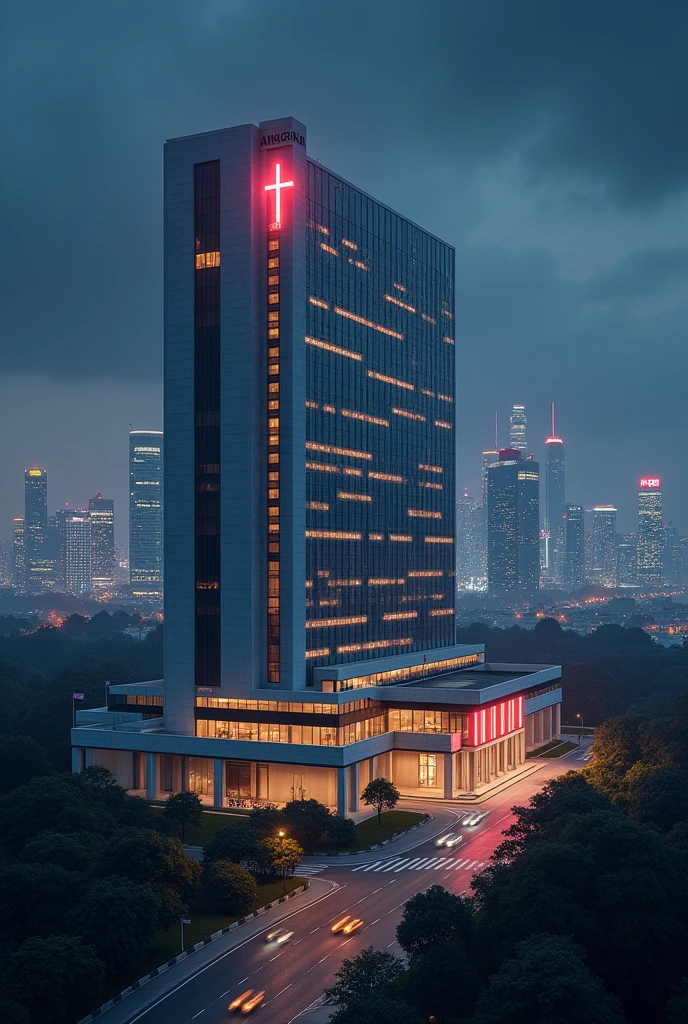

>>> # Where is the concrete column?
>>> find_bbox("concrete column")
[367,757,375,787]
[145,753,157,800]
[71,748,83,773]
[349,762,359,813]
[213,759,224,808]
[549,705,554,741]
[554,703,561,738]
[469,751,476,792]
[336,766,348,817]
[443,752,454,799]
[180,756,189,792]
[84,748,93,768]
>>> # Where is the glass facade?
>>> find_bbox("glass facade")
[24,468,51,590]
[129,431,163,596]
[487,455,540,595]
[194,161,222,686]
[304,164,456,678]
[89,494,115,590]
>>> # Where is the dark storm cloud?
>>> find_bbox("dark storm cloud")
[582,248,688,302]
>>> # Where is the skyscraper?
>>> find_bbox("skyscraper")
[563,504,584,591]
[509,404,527,452]
[129,430,163,597]
[479,412,500,578]
[589,506,617,587]
[63,512,92,595]
[89,494,115,591]
[543,404,565,585]
[616,533,638,588]
[12,518,25,589]
[71,116,562,810]
[487,450,540,596]
[24,467,52,590]
[637,477,663,589]
[456,489,483,590]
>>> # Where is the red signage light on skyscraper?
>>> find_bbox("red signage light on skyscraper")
[639,478,661,489]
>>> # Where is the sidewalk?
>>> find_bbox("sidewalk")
[83,878,334,1024]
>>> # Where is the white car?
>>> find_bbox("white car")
[463,811,483,826]
[445,834,463,848]
[435,832,457,847]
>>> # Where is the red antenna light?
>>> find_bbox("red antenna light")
[265,162,294,227]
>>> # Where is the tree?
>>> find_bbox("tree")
[470,934,625,1024]
[585,715,648,799]
[402,942,479,1024]
[0,860,79,942]
[665,982,688,1024]
[0,999,31,1024]
[22,829,107,872]
[67,875,161,972]
[0,735,54,794]
[330,993,422,1024]
[4,934,106,1024]
[249,805,283,835]
[325,946,406,1009]
[282,798,332,853]
[95,827,202,905]
[326,814,357,846]
[204,823,266,870]
[261,834,303,891]
[361,777,400,825]
[625,768,688,832]
[0,774,117,854]
[205,860,257,914]
[396,884,473,962]
[163,790,204,842]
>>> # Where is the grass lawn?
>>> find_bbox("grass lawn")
[107,876,305,998]
[526,739,565,758]
[150,806,249,846]
[538,740,578,758]
[315,810,428,853]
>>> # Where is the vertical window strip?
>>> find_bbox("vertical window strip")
[268,230,280,682]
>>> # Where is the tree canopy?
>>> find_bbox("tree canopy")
[361,777,400,824]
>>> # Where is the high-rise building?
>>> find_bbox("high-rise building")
[509,404,527,452]
[616,533,638,588]
[12,518,25,589]
[129,430,163,597]
[563,504,584,591]
[62,511,92,595]
[479,413,500,579]
[663,525,680,586]
[487,450,540,596]
[456,489,483,590]
[637,477,663,589]
[89,494,115,591]
[71,116,561,809]
[24,467,53,590]
[543,403,565,585]
[589,505,617,587]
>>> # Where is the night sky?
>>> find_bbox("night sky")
[1,1,686,540]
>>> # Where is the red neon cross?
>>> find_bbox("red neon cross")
[265,162,294,226]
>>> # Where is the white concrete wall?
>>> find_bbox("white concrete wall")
[90,748,135,789]
[391,749,444,797]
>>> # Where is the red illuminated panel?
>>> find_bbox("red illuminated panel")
[639,477,661,489]
[466,695,524,746]
[265,163,294,227]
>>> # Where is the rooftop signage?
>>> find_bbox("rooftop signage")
[639,478,661,489]
[260,130,305,149]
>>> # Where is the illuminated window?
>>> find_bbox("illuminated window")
[196,581,220,589]
[341,238,357,249]
[305,615,367,628]
[338,492,372,502]
[408,570,443,577]
[308,501,329,511]
[348,258,369,271]
[307,221,330,236]
[268,293,279,305]
[268,310,279,322]
[305,580,312,588]
[368,370,414,390]
[518,472,539,481]
[305,335,362,362]
[337,638,413,654]
[341,409,389,427]
[343,467,362,477]
[306,648,330,659]
[268,257,279,269]
[424,537,453,544]
[327,579,362,587]
[309,297,329,309]
[305,530,361,540]
[369,471,404,483]
[334,307,403,340]
[444,336,455,345]
[321,243,339,256]
[390,534,413,542]
[268,350,279,361]
[442,308,454,319]
[268,239,279,251]
[419,464,443,473]
[418,754,437,787]
[392,407,425,422]
[305,400,318,409]
[306,441,371,460]
[420,481,443,490]
[195,251,221,269]
[382,611,418,621]
[408,509,442,518]
[268,328,279,340]
[268,364,279,375]
[421,313,436,324]
[384,294,416,313]
[421,388,436,397]
[306,461,340,473]
[429,608,455,616]
[269,382,279,393]
[368,578,405,585]
[268,275,279,286]
[369,533,384,540]
[393,283,407,293]
[438,393,453,403]
[435,420,452,429]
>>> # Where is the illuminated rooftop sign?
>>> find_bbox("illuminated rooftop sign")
[265,162,294,229]
[639,478,661,489]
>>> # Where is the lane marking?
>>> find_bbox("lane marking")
[370,918,380,925]
[274,983,293,998]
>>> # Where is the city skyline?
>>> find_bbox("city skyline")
[1,3,687,539]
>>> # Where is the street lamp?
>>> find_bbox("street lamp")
[576,713,584,746]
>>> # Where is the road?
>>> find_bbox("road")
[129,743,590,1024]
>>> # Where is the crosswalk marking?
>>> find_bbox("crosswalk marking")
[298,865,326,876]
[348,857,487,876]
